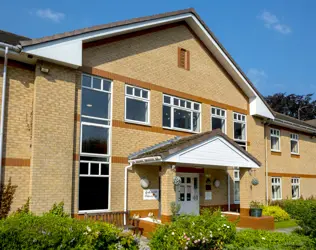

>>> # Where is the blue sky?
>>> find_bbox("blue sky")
[1,0,316,97]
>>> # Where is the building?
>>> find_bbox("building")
[1,9,316,228]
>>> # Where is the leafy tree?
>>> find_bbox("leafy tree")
[265,93,316,120]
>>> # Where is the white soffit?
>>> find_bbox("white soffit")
[22,12,274,119]
[165,136,260,169]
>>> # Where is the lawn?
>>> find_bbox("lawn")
[275,219,298,229]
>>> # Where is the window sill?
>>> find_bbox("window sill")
[78,209,110,214]
[271,198,282,201]
[124,119,151,127]
[271,151,282,156]
[291,154,300,159]
[162,126,198,134]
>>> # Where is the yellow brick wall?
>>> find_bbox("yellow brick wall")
[0,64,34,212]
[83,24,248,111]
[30,62,77,214]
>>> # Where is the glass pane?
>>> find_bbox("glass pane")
[180,185,185,201]
[186,178,191,184]
[90,163,99,175]
[82,88,110,119]
[126,86,133,95]
[126,98,148,123]
[81,125,109,155]
[103,80,111,91]
[82,75,91,87]
[217,109,220,116]
[271,137,280,151]
[80,162,89,175]
[181,177,185,183]
[186,102,191,109]
[234,181,240,202]
[174,98,179,106]
[93,78,102,90]
[134,88,141,97]
[221,110,225,117]
[101,164,109,176]
[163,106,171,127]
[212,117,223,131]
[180,100,185,107]
[164,96,171,104]
[194,178,198,189]
[187,185,191,201]
[79,177,109,210]
[212,108,215,114]
[174,108,191,130]
[194,103,199,111]
[291,141,298,153]
[193,112,200,132]
[234,122,245,140]
[142,90,148,99]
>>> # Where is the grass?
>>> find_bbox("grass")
[275,219,298,229]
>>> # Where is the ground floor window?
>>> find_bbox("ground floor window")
[79,158,110,211]
[233,169,240,203]
[271,177,282,200]
[291,178,300,199]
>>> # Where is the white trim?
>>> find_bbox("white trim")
[124,84,150,125]
[271,177,282,200]
[78,209,110,214]
[270,128,281,152]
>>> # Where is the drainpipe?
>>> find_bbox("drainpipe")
[0,43,21,186]
[263,120,271,205]
[124,162,133,225]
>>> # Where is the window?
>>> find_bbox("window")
[163,94,201,132]
[271,129,281,152]
[234,169,240,204]
[291,178,300,199]
[125,85,150,124]
[233,112,247,149]
[80,74,112,212]
[271,177,282,200]
[211,107,226,133]
[290,133,299,154]
[178,47,190,70]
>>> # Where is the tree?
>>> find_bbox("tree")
[264,93,316,120]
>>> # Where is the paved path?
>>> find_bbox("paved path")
[274,226,299,234]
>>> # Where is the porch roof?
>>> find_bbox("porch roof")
[129,129,261,168]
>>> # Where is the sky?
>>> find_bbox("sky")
[1,0,316,97]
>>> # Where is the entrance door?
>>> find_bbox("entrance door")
[176,174,199,215]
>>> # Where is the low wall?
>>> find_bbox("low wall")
[224,212,275,230]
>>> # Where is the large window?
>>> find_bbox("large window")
[290,133,299,154]
[233,169,240,204]
[233,112,247,149]
[163,94,201,133]
[271,129,281,152]
[79,74,112,212]
[211,107,226,133]
[125,85,150,125]
[291,178,300,199]
[271,177,282,200]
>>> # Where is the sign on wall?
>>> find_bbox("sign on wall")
[205,191,212,201]
[143,189,159,200]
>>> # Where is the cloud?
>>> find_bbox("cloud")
[258,11,291,34]
[247,68,267,86]
[35,9,65,23]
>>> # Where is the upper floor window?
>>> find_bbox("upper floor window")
[290,133,299,154]
[211,107,226,133]
[163,94,201,133]
[271,129,281,152]
[125,85,150,125]
[178,47,190,70]
[271,177,282,200]
[291,178,300,199]
[233,112,246,149]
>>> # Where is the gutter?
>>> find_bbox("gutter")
[0,42,21,186]
[272,118,316,135]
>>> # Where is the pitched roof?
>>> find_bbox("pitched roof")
[0,30,30,46]
[129,129,261,166]
[273,111,316,131]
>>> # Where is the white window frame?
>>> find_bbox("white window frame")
[291,178,300,200]
[79,73,113,213]
[124,85,150,125]
[78,160,111,214]
[233,169,240,204]
[211,107,227,134]
[163,94,201,133]
[271,177,282,200]
[290,133,299,155]
[270,129,281,152]
[233,112,247,149]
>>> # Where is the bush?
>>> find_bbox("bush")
[150,210,236,250]
[262,205,290,222]
[0,178,17,219]
[226,229,313,249]
[46,201,69,217]
[0,213,138,249]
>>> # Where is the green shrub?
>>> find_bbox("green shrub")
[46,201,69,217]
[150,209,236,250]
[225,229,313,250]
[0,213,138,249]
[262,205,290,222]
